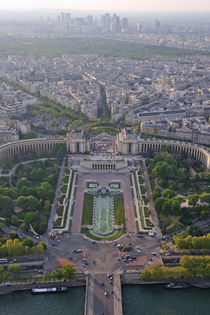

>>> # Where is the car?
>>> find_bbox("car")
[148,232,155,236]
[52,243,55,246]
[104,292,108,296]
[77,249,82,253]
[152,251,156,255]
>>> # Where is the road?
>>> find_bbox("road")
[86,272,122,315]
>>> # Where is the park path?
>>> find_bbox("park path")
[71,173,85,233]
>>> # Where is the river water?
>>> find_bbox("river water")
[0,285,210,315]
[122,285,210,315]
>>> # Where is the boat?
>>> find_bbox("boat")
[31,287,68,294]
[165,282,190,289]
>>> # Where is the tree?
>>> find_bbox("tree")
[200,208,210,220]
[61,264,75,279]
[24,212,36,224]
[16,196,28,210]
[162,189,176,199]
[200,193,210,205]
[9,232,19,240]
[177,168,188,180]
[36,186,46,200]
[44,200,51,212]
[16,178,31,191]
[29,168,45,182]
[22,237,34,248]
[162,199,172,215]
[0,188,16,198]
[0,195,13,216]
[152,187,161,199]
[41,182,52,191]
[153,152,175,165]
[154,197,163,212]
[39,241,47,250]
[188,194,199,207]
[8,264,22,275]
[20,186,36,197]
[171,198,181,215]
[11,215,19,226]
[27,196,39,210]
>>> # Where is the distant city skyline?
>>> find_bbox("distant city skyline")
[1,0,210,12]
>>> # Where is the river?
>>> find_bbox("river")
[0,285,210,315]
[122,284,210,315]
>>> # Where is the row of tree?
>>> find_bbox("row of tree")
[141,256,210,280]
[43,264,75,280]
[0,238,46,257]
[0,263,75,284]
[173,234,210,250]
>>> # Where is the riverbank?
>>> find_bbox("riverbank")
[0,276,85,296]
[1,272,210,296]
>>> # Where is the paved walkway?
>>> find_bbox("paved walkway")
[71,173,85,233]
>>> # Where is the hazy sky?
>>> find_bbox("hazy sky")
[0,0,210,11]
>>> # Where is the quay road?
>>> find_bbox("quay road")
[85,272,122,315]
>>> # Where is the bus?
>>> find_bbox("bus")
[0,258,8,264]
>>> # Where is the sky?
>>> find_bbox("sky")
[0,0,210,12]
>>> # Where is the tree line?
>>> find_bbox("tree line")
[141,256,210,280]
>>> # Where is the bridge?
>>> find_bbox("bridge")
[85,272,123,315]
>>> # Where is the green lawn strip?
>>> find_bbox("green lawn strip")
[143,207,150,217]
[89,127,119,136]
[142,195,149,205]
[56,206,64,216]
[145,218,154,228]
[114,194,126,225]
[82,193,94,225]
[61,185,68,193]
[138,176,144,184]
[140,185,146,194]
[81,228,125,241]
[139,204,147,229]
[63,176,69,184]
[53,217,62,228]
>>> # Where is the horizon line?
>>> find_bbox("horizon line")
[0,8,210,13]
